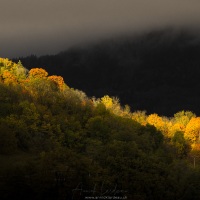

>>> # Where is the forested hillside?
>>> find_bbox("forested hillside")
[1,58,200,199]
[17,29,200,116]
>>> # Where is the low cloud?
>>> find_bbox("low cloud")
[1,0,200,58]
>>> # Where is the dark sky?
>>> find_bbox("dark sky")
[1,0,200,58]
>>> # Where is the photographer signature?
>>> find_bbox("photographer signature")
[72,181,128,199]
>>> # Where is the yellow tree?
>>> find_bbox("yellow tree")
[132,111,147,125]
[185,117,200,143]
[101,95,113,109]
[174,110,196,127]
[0,58,18,84]
[0,58,28,84]
[100,95,127,116]
[168,123,185,138]
[165,111,195,139]
[147,113,167,135]
[0,58,13,71]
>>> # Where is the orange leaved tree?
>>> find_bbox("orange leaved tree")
[28,68,48,79]
[48,75,65,90]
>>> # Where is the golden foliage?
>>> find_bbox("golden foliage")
[185,117,200,143]
[2,71,17,85]
[0,58,13,69]
[29,68,48,79]
[146,113,168,135]
[147,114,164,128]
[192,143,200,151]
[132,111,147,125]
[169,123,185,138]
[101,95,113,109]
[48,75,65,90]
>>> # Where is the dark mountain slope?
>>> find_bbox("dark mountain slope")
[16,29,200,116]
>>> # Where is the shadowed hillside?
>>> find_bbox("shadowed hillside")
[2,58,200,199]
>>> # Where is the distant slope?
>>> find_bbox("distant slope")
[16,28,200,116]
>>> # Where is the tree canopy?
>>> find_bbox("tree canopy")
[1,57,200,200]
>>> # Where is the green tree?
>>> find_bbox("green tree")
[86,116,111,143]
[0,122,17,154]
[172,131,190,158]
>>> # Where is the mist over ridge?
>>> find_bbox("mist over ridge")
[1,0,200,58]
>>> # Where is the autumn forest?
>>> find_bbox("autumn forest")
[1,56,200,200]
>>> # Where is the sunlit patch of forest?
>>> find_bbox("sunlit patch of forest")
[1,58,200,200]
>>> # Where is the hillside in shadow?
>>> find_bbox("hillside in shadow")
[2,57,200,199]
[16,28,200,116]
